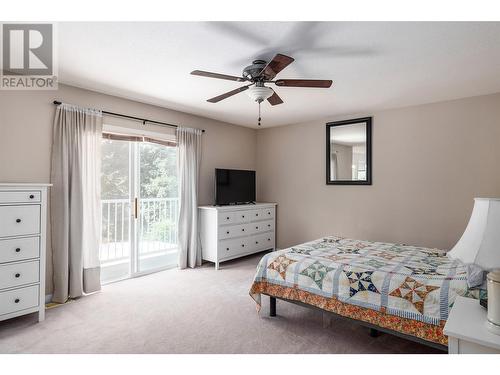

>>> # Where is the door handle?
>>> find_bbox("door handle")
[134,198,138,219]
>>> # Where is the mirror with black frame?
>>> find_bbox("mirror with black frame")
[326,117,372,185]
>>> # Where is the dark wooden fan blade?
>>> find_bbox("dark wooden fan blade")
[207,85,251,103]
[260,54,295,80]
[275,79,332,88]
[267,89,283,106]
[191,70,246,82]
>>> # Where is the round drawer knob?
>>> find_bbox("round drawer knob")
[242,215,245,218]
[256,213,259,216]
[256,241,259,244]
[255,226,258,229]
[15,273,21,278]
[226,231,229,234]
[16,218,22,223]
[29,194,35,199]
[268,212,271,215]
[268,238,271,241]
[15,248,21,253]
[268,224,271,227]
[241,244,245,247]
[242,229,245,232]
[14,298,20,304]
[226,248,229,251]
[226,217,229,220]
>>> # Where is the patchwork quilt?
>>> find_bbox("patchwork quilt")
[250,236,482,345]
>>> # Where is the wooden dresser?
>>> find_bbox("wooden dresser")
[199,203,276,270]
[0,183,50,323]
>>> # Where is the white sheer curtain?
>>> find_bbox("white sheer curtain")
[176,127,202,269]
[50,103,103,303]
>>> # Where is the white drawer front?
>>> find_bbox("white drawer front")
[0,190,41,204]
[219,225,237,240]
[218,237,250,259]
[219,223,251,239]
[218,211,236,225]
[247,220,273,234]
[248,209,264,221]
[0,236,40,263]
[258,219,274,233]
[0,285,39,316]
[0,260,40,290]
[254,232,275,251]
[234,210,253,223]
[259,207,275,220]
[248,222,261,235]
[0,205,40,238]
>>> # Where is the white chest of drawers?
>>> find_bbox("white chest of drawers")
[0,183,50,323]
[199,203,277,270]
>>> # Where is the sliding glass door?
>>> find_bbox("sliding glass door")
[137,142,178,273]
[100,138,132,283]
[100,137,178,283]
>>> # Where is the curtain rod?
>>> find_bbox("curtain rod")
[52,100,205,133]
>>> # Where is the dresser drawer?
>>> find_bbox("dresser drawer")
[219,225,237,240]
[0,236,40,263]
[218,211,236,225]
[251,219,274,234]
[0,205,40,238]
[258,207,275,220]
[219,209,252,225]
[253,232,275,251]
[248,209,264,221]
[233,210,253,223]
[219,223,251,239]
[0,285,39,316]
[0,260,40,290]
[0,190,41,204]
[218,237,250,259]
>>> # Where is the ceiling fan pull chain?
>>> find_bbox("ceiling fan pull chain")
[258,101,261,126]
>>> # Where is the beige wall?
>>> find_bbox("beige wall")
[3,83,500,296]
[0,84,257,295]
[257,93,500,251]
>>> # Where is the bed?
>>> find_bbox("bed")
[249,236,483,350]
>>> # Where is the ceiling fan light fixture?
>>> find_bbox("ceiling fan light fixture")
[192,53,332,107]
[246,85,274,103]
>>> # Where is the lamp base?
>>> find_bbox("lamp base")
[486,320,500,335]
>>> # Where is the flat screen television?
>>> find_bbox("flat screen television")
[215,168,256,205]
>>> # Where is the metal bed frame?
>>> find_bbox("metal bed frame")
[266,294,448,352]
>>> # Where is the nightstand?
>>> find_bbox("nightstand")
[444,296,500,354]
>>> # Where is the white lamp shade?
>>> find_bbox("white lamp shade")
[448,198,500,270]
[246,86,273,102]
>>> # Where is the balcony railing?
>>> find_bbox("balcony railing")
[100,197,179,265]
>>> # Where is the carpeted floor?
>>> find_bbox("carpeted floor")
[0,252,441,354]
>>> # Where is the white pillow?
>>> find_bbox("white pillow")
[465,263,486,289]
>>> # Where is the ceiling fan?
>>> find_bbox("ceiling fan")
[190,53,333,125]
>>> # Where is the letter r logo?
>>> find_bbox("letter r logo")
[2,24,53,75]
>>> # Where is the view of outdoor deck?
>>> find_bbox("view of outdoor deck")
[100,138,178,282]
[100,197,178,262]
[100,197,179,282]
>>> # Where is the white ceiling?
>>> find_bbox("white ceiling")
[58,22,500,128]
